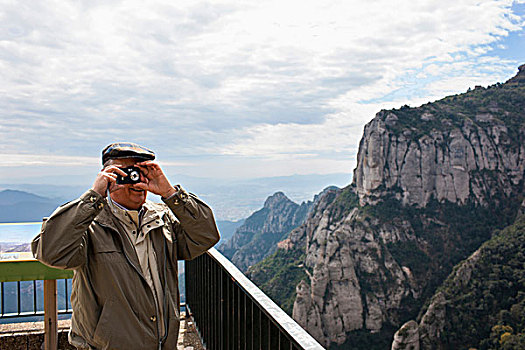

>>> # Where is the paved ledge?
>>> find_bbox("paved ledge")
[0,319,72,336]
[0,312,203,350]
[0,320,73,349]
[178,312,204,350]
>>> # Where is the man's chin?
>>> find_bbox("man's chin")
[128,198,146,210]
[128,189,147,205]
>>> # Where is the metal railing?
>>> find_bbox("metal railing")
[0,260,73,319]
[0,278,72,319]
[0,259,73,350]
[0,250,325,350]
[186,248,324,350]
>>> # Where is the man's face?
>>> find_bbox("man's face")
[108,158,147,210]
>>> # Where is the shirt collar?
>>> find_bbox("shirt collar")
[109,197,144,213]
[109,197,143,226]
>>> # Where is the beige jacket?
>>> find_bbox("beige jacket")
[32,189,220,350]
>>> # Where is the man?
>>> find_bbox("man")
[32,142,220,350]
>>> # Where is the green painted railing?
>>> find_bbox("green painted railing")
[0,259,73,282]
[0,259,72,350]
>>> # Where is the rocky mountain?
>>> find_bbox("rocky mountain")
[247,187,341,314]
[0,189,51,205]
[219,191,317,271]
[354,67,525,208]
[249,65,525,349]
[392,205,525,350]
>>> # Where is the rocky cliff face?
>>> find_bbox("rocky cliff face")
[219,191,314,271]
[354,113,518,206]
[247,187,340,315]
[354,67,525,207]
[292,186,423,347]
[289,66,525,348]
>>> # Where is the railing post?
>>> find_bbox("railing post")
[44,279,58,350]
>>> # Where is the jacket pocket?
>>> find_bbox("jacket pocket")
[92,298,114,347]
[92,297,149,350]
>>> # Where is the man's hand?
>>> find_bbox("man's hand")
[92,166,128,197]
[134,161,176,198]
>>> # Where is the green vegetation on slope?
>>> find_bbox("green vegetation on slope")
[331,327,398,350]
[384,78,525,145]
[247,243,309,315]
[434,214,525,349]
[331,184,360,222]
[365,193,522,306]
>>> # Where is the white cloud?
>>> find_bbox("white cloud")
[218,103,378,157]
[0,154,100,167]
[0,154,190,167]
[0,0,523,178]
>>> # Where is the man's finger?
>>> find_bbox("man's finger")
[136,161,160,171]
[136,160,155,166]
[135,164,150,175]
[102,173,117,182]
[105,166,128,176]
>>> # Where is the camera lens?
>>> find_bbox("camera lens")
[130,171,140,182]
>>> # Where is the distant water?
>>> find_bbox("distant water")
[0,222,42,243]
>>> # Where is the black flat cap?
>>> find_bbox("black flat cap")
[102,142,155,165]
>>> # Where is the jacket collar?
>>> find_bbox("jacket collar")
[94,201,120,230]
[94,199,123,231]
[141,201,164,228]
[95,199,163,229]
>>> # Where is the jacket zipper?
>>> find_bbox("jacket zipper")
[95,220,165,346]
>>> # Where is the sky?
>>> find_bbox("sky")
[1,0,525,185]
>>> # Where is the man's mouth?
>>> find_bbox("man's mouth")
[130,188,145,193]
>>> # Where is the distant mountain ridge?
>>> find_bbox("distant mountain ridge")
[1,172,351,221]
[0,189,51,205]
[0,242,32,253]
[216,219,245,246]
[219,191,313,272]
[219,186,338,272]
[0,189,61,223]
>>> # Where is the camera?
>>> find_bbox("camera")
[116,166,142,184]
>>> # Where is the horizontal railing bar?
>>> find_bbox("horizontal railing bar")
[0,260,73,282]
[0,309,72,318]
[204,248,324,350]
